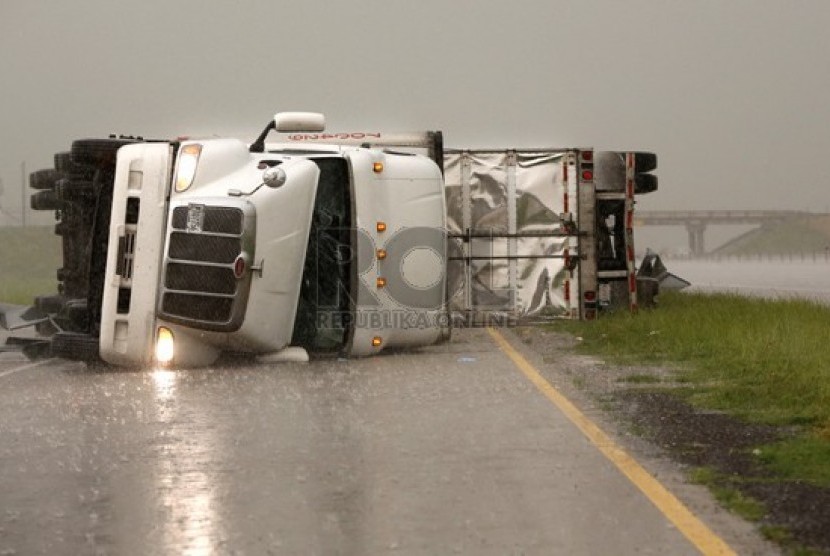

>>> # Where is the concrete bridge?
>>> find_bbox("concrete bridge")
[634,210,817,256]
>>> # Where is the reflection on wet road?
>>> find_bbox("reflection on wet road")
[1,330,714,555]
[151,369,221,556]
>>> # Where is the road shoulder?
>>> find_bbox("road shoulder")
[498,325,780,555]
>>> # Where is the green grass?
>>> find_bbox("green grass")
[690,467,766,521]
[757,435,830,487]
[618,373,662,384]
[555,291,830,429]
[758,525,820,556]
[759,524,792,544]
[691,465,823,554]
[552,290,830,511]
[0,226,61,304]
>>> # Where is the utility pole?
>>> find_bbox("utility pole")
[21,161,26,227]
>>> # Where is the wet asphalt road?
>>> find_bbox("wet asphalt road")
[0,329,708,556]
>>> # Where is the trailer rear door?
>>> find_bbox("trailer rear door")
[443,149,594,325]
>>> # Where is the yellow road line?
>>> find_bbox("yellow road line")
[487,327,736,556]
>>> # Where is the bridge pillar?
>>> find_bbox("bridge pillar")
[687,222,706,257]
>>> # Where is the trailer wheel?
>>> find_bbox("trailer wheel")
[30,189,62,211]
[71,138,136,167]
[50,332,101,363]
[30,168,61,190]
[633,151,657,173]
[635,173,658,195]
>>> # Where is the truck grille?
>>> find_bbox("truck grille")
[168,233,240,264]
[165,263,236,294]
[160,204,253,331]
[172,206,243,234]
[162,293,234,323]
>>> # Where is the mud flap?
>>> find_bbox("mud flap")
[636,249,691,307]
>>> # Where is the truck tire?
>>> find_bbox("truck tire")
[54,221,70,236]
[35,294,66,314]
[30,189,62,211]
[56,178,95,202]
[56,267,85,290]
[52,194,93,301]
[57,298,89,333]
[50,332,101,363]
[55,151,96,179]
[71,138,136,167]
[30,168,61,190]
[54,152,73,173]
[28,152,100,328]
[33,139,135,346]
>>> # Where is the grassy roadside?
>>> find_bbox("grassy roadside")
[557,292,830,431]
[555,291,830,481]
[551,291,830,551]
[0,226,61,304]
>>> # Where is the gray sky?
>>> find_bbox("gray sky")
[2,0,830,226]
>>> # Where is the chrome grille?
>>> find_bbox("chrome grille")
[160,202,254,331]
[162,293,234,323]
[165,263,236,294]
[168,232,240,264]
[172,206,243,234]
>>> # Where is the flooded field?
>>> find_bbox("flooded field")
[665,258,830,304]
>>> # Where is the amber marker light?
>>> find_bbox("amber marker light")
[376,222,387,232]
[373,162,384,173]
[372,337,383,347]
[376,249,387,260]
[376,277,387,288]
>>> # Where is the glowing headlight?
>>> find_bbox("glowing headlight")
[175,143,202,192]
[155,327,175,364]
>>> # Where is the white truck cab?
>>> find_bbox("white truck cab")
[99,113,447,367]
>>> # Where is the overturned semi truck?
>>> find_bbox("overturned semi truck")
[1,112,673,367]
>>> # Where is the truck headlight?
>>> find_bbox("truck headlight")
[175,144,202,192]
[155,327,175,364]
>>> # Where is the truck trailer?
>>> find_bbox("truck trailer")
[3,112,660,368]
